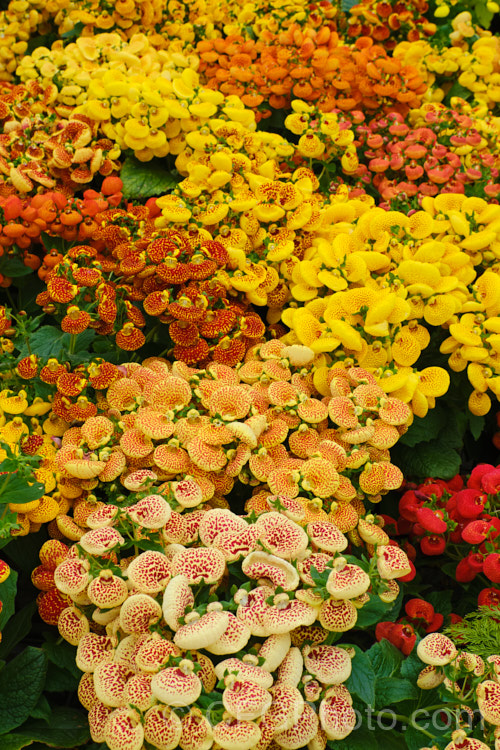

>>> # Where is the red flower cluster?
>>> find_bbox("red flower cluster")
[376,597,444,654]
[398,467,500,586]
[342,106,500,207]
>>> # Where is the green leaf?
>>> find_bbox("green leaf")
[375,677,418,708]
[404,717,451,750]
[61,21,85,39]
[42,632,80,680]
[1,476,45,506]
[18,326,95,360]
[341,0,359,10]
[0,257,33,279]
[445,81,473,102]
[326,723,380,750]
[475,2,493,28]
[391,441,461,481]
[399,408,445,447]
[345,646,376,707]
[44,662,80,693]
[367,640,403,679]
[4,533,48,574]
[26,31,58,55]
[120,156,179,199]
[0,735,33,750]
[400,649,424,683]
[40,233,65,254]
[426,590,453,618]
[468,413,485,441]
[29,694,52,723]
[0,600,36,660]
[354,588,403,629]
[14,707,90,747]
[0,647,47,733]
[0,569,17,630]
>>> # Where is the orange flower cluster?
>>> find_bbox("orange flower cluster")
[0,81,120,197]
[34,200,267,362]
[47,350,410,525]
[198,28,427,119]
[0,181,122,265]
[346,0,437,50]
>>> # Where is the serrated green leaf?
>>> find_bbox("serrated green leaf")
[366,640,403,679]
[346,646,376,707]
[14,707,90,747]
[0,569,17,630]
[0,600,37,660]
[0,647,47,733]
[120,156,179,199]
[375,677,418,708]
[18,326,95,360]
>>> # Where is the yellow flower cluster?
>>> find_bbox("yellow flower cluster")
[395,34,500,109]
[73,68,248,162]
[285,101,359,174]
[17,32,199,113]
[282,193,500,416]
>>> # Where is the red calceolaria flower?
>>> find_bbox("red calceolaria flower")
[478,587,500,608]
[376,621,417,655]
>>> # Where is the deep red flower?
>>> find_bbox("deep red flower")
[480,468,500,495]
[420,535,446,555]
[455,489,486,519]
[416,507,447,534]
[426,612,444,633]
[468,553,484,572]
[484,553,500,583]
[399,490,423,522]
[446,474,464,491]
[478,587,500,608]
[462,519,496,545]
[419,482,444,499]
[405,598,434,624]
[455,555,477,583]
[376,622,416,655]
[467,464,496,489]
